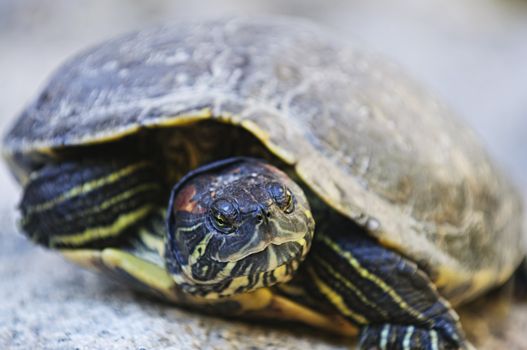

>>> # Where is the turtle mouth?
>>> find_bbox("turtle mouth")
[261,239,308,273]
[228,238,307,273]
[175,239,309,299]
[202,240,309,299]
[211,234,306,264]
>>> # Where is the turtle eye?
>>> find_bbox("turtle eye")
[267,182,295,214]
[213,213,229,229]
[210,199,237,233]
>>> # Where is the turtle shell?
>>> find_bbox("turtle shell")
[3,17,524,304]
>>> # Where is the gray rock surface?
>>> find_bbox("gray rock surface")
[0,232,352,350]
[0,0,526,349]
[2,229,527,350]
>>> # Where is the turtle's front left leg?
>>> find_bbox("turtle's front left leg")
[305,220,470,350]
[19,157,164,248]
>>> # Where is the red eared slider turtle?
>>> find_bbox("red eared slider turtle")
[3,17,524,350]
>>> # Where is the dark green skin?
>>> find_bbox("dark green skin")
[20,156,468,349]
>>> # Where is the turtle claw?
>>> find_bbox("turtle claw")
[358,323,470,350]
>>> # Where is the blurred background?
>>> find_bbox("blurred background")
[0,1,526,349]
[1,0,526,191]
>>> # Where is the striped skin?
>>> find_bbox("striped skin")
[165,158,314,299]
[167,209,309,299]
[20,158,164,248]
[303,212,468,350]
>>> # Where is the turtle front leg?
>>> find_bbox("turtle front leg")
[19,157,164,248]
[305,221,470,350]
[358,324,465,350]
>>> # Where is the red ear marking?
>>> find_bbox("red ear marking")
[173,184,206,214]
[173,184,196,211]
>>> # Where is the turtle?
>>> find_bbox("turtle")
[3,16,524,350]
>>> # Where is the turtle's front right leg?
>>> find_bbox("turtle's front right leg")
[19,157,164,248]
[305,221,471,350]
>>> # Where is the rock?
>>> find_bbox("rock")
[2,224,527,349]
[0,232,354,350]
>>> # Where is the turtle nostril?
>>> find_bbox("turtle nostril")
[255,207,270,223]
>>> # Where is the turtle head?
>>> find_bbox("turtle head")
[166,158,314,299]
